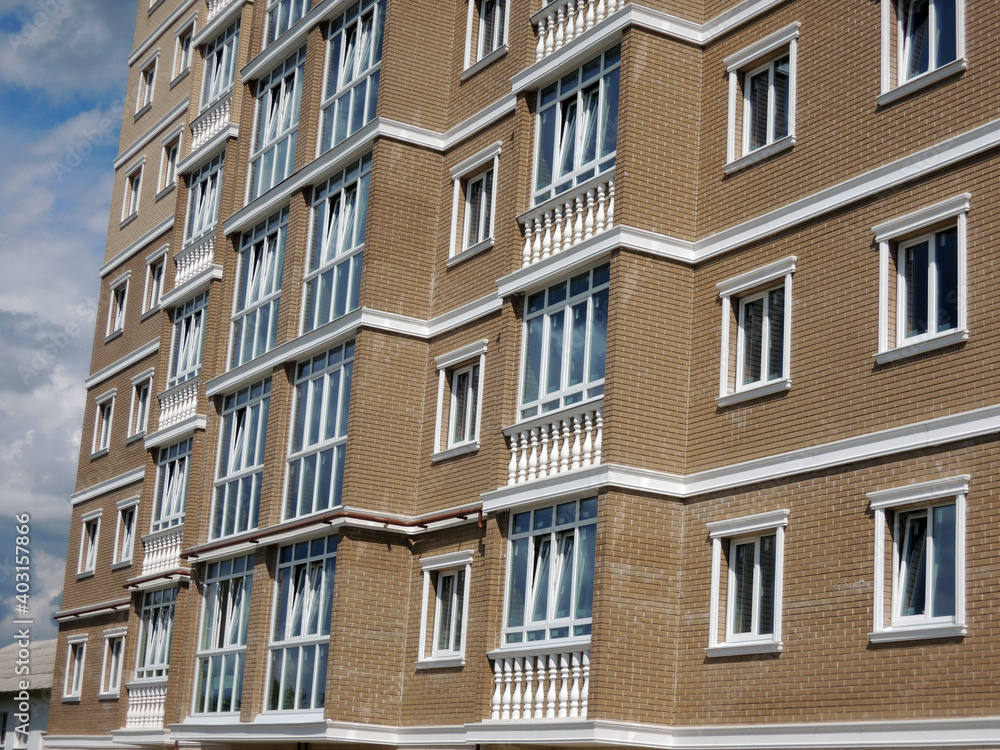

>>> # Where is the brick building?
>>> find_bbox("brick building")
[46,0,1000,748]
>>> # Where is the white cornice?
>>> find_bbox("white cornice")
[128,0,199,65]
[144,414,207,449]
[84,339,160,389]
[70,468,146,506]
[99,218,174,278]
[53,597,131,622]
[482,402,1000,512]
[241,0,341,81]
[176,124,239,175]
[192,0,248,48]
[158,264,224,309]
[114,99,190,170]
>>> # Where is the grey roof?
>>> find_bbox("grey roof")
[0,638,56,692]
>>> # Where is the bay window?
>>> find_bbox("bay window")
[202,22,239,110]
[185,154,223,244]
[266,0,311,45]
[169,292,208,386]
[136,587,176,679]
[153,439,192,531]
[232,211,286,367]
[250,51,304,200]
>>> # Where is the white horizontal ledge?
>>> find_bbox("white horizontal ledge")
[70,467,146,506]
[84,338,160,389]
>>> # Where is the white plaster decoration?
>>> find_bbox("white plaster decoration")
[140,526,185,576]
[157,379,199,429]
[206,0,240,21]
[533,0,623,61]
[189,91,233,152]
[490,647,589,720]
[505,402,603,486]
[520,176,614,268]
[174,234,215,287]
[124,680,167,729]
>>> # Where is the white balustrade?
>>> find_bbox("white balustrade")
[491,649,589,720]
[206,0,239,21]
[140,526,184,576]
[174,234,215,288]
[189,92,233,152]
[157,379,199,430]
[125,680,168,729]
[521,177,614,268]
[534,0,623,61]
[506,406,602,486]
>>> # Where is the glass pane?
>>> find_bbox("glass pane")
[748,70,769,150]
[588,287,608,383]
[935,227,959,332]
[904,241,930,337]
[758,534,776,635]
[741,298,764,385]
[453,569,465,651]
[601,68,620,159]
[767,288,785,380]
[452,371,470,444]
[904,0,930,79]
[934,0,957,66]
[530,538,552,622]
[535,107,556,191]
[568,301,587,388]
[731,542,754,634]
[545,311,565,395]
[436,573,455,651]
[773,57,789,140]
[558,99,577,177]
[931,504,956,617]
[553,532,575,619]
[522,317,543,404]
[506,537,529,628]
[900,512,928,617]
[575,523,596,619]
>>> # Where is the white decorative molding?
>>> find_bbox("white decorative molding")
[716,256,797,297]
[188,91,234,153]
[489,647,590,720]
[707,509,789,538]
[520,176,614,270]
[498,226,621,298]
[877,58,967,107]
[144,414,207,450]
[532,0,626,63]
[114,100,190,171]
[127,0,199,65]
[505,402,603,486]
[70,467,147,506]
[158,262,223,310]
[99,218,174,278]
[194,0,248,46]
[53,597,131,622]
[124,679,168,730]
[872,193,972,243]
[435,339,490,370]
[140,525,185,576]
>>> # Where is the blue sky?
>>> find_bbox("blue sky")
[0,0,140,641]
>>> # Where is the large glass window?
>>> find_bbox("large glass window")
[250,51,304,200]
[136,587,177,679]
[894,503,956,623]
[533,45,619,204]
[153,439,192,531]
[194,555,254,714]
[267,0,311,45]
[504,497,597,645]
[202,22,240,109]
[232,211,286,367]
[304,156,369,332]
[737,286,785,389]
[899,0,957,82]
[185,154,223,243]
[727,534,776,640]
[213,380,271,539]
[169,292,208,387]
[520,263,608,419]
[743,55,789,153]
[898,226,958,343]
[267,535,337,711]
[320,0,384,153]
[286,343,353,519]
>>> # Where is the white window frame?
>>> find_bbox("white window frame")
[230,210,286,368]
[869,475,968,642]
[248,49,305,201]
[464,0,509,70]
[128,370,153,439]
[185,154,223,244]
[266,0,311,46]
[159,130,181,194]
[433,339,487,460]
[724,22,798,172]
[78,509,102,575]
[265,534,337,712]
[143,246,168,314]
[201,21,240,111]
[106,273,130,337]
[879,0,966,105]
[706,509,788,657]
[873,194,969,364]
[153,439,192,531]
[64,636,88,700]
[193,554,255,715]
[168,291,208,387]
[122,162,144,222]
[136,55,158,113]
[449,142,501,262]
[285,342,354,520]
[417,550,473,668]
[173,19,195,81]
[717,256,795,406]
[302,155,370,333]
[212,379,271,539]
[99,628,127,698]
[136,586,177,679]
[113,497,139,566]
[92,389,116,455]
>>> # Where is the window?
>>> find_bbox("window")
[869,475,968,642]
[93,391,115,454]
[169,291,208,386]
[174,25,193,79]
[194,554,254,714]
[129,375,152,438]
[873,194,969,363]
[418,551,473,666]
[78,512,101,574]
[433,339,487,457]
[249,50,304,200]
[267,0,311,45]
[202,22,240,109]
[185,154,223,243]
[716,256,795,405]
[519,263,608,420]
[533,45,619,204]
[286,342,353,519]
[303,155,369,332]
[100,629,126,697]
[64,637,87,699]
[136,586,177,679]
[449,142,501,260]
[504,497,597,645]
[137,59,156,112]
[706,509,788,656]
[320,0,383,153]
[266,535,337,711]
[160,137,179,192]
[114,500,137,565]
[724,23,798,169]
[212,379,271,539]
[153,439,192,531]
[232,211,286,367]
[465,0,508,67]
[122,166,142,221]
[880,0,965,103]
[144,251,166,312]
[107,278,128,337]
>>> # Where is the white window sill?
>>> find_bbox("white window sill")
[488,636,591,660]
[90,448,109,460]
[416,655,465,670]
[705,640,782,658]
[724,135,795,175]
[98,691,121,701]
[461,45,508,81]
[105,329,124,344]
[111,560,133,571]
[255,710,325,724]
[875,329,968,364]
[447,238,494,268]
[140,305,161,322]
[126,431,146,446]
[134,103,152,122]
[154,183,176,203]
[717,377,791,408]
[120,212,139,230]
[76,570,95,580]
[869,623,966,643]
[877,58,967,107]
[62,695,81,704]
[169,68,190,91]
[432,441,479,462]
